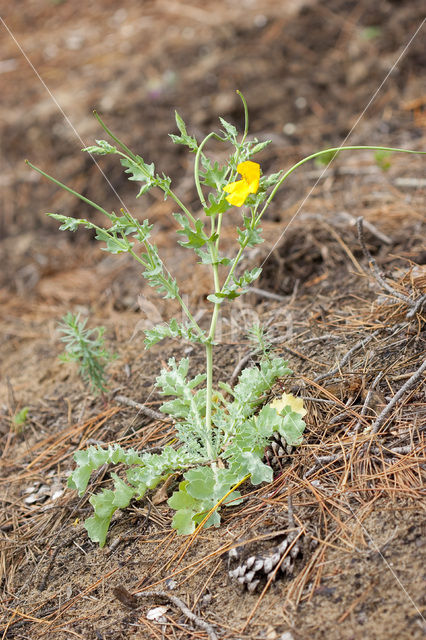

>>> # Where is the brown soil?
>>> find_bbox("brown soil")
[1,2,425,639]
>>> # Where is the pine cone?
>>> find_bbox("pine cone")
[264,432,294,471]
[228,531,303,592]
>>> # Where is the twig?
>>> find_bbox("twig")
[304,442,419,479]
[314,330,380,382]
[339,211,392,245]
[248,286,287,301]
[300,396,337,404]
[353,371,383,433]
[371,359,426,434]
[356,217,412,305]
[287,494,295,530]
[115,395,168,421]
[113,586,219,640]
[377,444,417,455]
[329,397,356,425]
[229,351,254,387]
[406,293,426,318]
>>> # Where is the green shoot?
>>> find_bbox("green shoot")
[58,312,116,395]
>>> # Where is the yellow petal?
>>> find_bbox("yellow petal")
[237,160,260,194]
[269,392,307,418]
[223,179,250,206]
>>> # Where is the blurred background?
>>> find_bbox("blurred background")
[0,0,424,299]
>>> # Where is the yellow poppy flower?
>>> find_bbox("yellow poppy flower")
[223,161,260,207]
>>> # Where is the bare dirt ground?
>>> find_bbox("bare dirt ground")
[0,1,425,639]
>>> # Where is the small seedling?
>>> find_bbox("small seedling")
[11,406,29,432]
[28,92,425,545]
[58,312,115,395]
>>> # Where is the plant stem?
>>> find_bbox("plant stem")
[94,111,139,162]
[95,113,198,225]
[204,236,222,452]
[127,247,204,338]
[236,89,249,145]
[194,132,217,207]
[25,161,113,219]
[255,145,426,224]
[205,341,214,457]
[166,188,197,225]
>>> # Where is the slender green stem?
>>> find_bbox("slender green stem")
[203,202,225,448]
[179,295,205,339]
[215,214,223,253]
[93,111,139,162]
[166,188,197,224]
[236,90,249,146]
[255,145,426,225]
[204,297,221,450]
[25,161,113,219]
[227,91,250,174]
[222,244,245,291]
[95,114,198,224]
[205,341,214,456]
[194,132,217,207]
[128,247,204,338]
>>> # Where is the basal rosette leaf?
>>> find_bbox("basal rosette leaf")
[227,449,273,485]
[276,410,306,446]
[67,444,146,495]
[84,491,115,547]
[168,469,243,535]
[223,412,274,484]
[230,357,292,417]
[85,474,136,547]
[184,466,239,501]
[171,509,198,535]
[155,357,206,396]
[168,480,204,535]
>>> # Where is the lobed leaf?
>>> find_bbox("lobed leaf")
[219,117,238,141]
[169,111,198,152]
[173,213,208,249]
[83,139,117,155]
[144,319,206,349]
